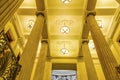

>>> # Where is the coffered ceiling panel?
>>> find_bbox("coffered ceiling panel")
[18,15,36,35]
[50,40,80,57]
[20,0,36,8]
[48,15,83,36]
[45,0,87,9]
[96,0,119,8]
[16,0,119,58]
[95,16,114,35]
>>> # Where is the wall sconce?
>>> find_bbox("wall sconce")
[61,0,72,4]
[60,26,70,34]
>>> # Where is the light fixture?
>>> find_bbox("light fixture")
[61,0,72,4]
[97,20,103,28]
[61,48,69,54]
[60,26,70,34]
[61,41,69,54]
[26,19,34,30]
[89,40,95,49]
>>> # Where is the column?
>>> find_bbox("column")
[43,59,52,80]
[17,8,45,80]
[33,40,48,80]
[111,42,120,64]
[82,39,98,80]
[82,24,89,39]
[77,60,88,80]
[86,0,120,79]
[0,0,23,32]
[86,13,120,80]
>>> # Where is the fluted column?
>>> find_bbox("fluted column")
[43,59,52,80]
[86,0,120,79]
[17,12,45,80]
[82,39,98,80]
[0,0,23,32]
[33,40,48,80]
[86,13,120,80]
[112,42,120,64]
[77,60,88,80]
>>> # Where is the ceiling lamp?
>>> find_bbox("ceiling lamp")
[61,48,69,54]
[60,26,70,34]
[97,20,103,28]
[61,0,72,4]
[61,41,69,54]
[88,40,95,49]
[26,19,34,30]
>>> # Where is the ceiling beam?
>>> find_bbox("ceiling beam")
[17,8,116,15]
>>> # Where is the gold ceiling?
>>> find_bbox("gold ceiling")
[17,0,119,57]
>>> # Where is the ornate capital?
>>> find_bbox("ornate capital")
[82,39,89,44]
[86,10,96,17]
[36,11,45,17]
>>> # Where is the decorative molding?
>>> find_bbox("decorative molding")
[36,11,45,17]
[86,11,96,17]
[41,39,48,43]
[0,34,21,80]
[82,39,89,44]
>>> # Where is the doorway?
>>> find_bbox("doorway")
[52,63,77,80]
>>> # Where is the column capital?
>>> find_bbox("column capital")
[36,11,45,17]
[86,10,96,17]
[41,39,48,43]
[82,39,89,44]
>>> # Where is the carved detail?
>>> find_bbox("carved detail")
[0,35,21,80]
[115,65,120,73]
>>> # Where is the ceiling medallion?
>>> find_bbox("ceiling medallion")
[61,0,72,4]
[60,26,70,34]
[26,19,34,30]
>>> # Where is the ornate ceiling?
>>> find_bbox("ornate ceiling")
[16,0,119,57]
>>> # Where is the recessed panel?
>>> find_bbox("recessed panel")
[20,0,36,8]
[18,15,36,35]
[95,16,114,35]
[46,0,86,9]
[96,0,119,8]
[50,40,80,57]
[48,15,83,36]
